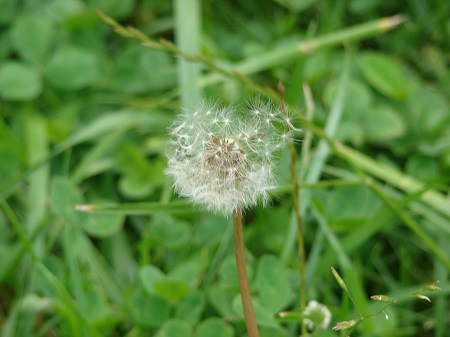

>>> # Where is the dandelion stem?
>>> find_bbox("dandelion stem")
[233,208,260,337]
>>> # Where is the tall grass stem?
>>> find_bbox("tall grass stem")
[278,82,307,334]
[174,0,202,107]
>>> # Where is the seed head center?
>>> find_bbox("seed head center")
[204,137,247,174]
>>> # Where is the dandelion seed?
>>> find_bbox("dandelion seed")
[165,100,299,215]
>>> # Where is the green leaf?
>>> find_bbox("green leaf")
[194,214,229,246]
[193,318,233,337]
[218,256,239,288]
[252,208,291,254]
[70,130,126,183]
[323,77,372,143]
[254,255,290,313]
[359,52,408,100]
[150,215,191,249]
[155,280,190,302]
[444,151,450,169]
[44,46,99,90]
[275,0,317,12]
[64,10,101,31]
[82,202,125,237]
[169,260,200,286]
[51,176,84,224]
[11,16,55,63]
[117,143,164,199]
[155,319,193,337]
[207,286,235,317]
[363,104,406,142]
[408,87,449,134]
[302,52,331,83]
[0,126,24,183]
[84,289,109,322]
[405,155,440,182]
[55,111,138,153]
[175,290,205,325]
[0,0,18,24]
[140,265,165,295]
[325,185,381,228]
[0,62,42,100]
[349,0,381,14]
[43,0,85,23]
[117,176,150,199]
[232,295,280,328]
[128,290,169,328]
[140,262,199,303]
[336,120,364,145]
[86,0,134,20]
[139,265,190,302]
[111,45,175,93]
[34,264,103,337]
[323,78,372,115]
[0,33,11,60]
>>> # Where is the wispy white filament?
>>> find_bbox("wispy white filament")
[166,100,297,215]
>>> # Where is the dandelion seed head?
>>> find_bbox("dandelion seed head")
[166,100,299,215]
[302,300,332,331]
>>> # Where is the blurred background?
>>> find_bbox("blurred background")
[0,1,449,336]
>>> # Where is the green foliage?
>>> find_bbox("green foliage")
[358,52,409,100]
[255,255,291,313]
[1,1,449,337]
[0,62,42,100]
[194,318,234,337]
[44,46,100,90]
[11,16,55,63]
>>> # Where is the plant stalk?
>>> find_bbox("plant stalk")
[289,142,307,335]
[278,82,307,333]
[233,208,260,337]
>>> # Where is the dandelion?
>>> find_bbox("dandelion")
[166,99,299,337]
[165,99,298,215]
[302,300,332,330]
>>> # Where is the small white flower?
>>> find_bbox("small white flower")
[165,100,298,215]
[302,300,332,330]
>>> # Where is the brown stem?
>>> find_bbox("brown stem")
[233,208,260,337]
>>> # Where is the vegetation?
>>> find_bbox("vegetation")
[0,1,449,336]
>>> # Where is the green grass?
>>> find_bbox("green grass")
[0,1,449,337]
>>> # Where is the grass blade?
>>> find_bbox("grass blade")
[281,53,350,263]
[336,143,450,219]
[198,15,404,87]
[174,0,202,107]
[76,201,196,215]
